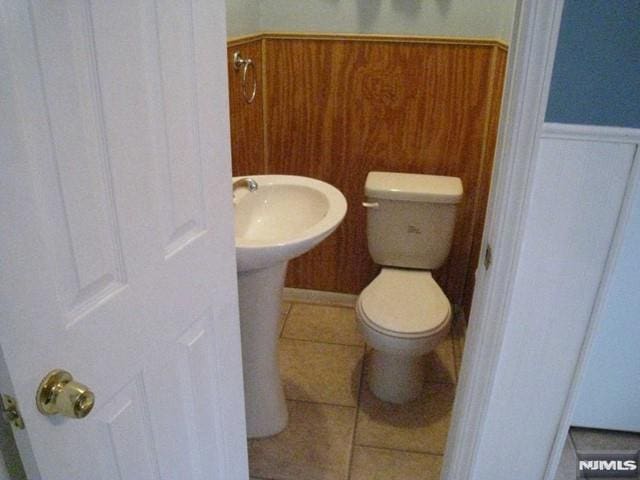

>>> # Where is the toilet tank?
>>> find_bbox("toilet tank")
[365,172,463,270]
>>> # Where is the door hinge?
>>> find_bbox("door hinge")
[484,244,493,270]
[1,394,25,430]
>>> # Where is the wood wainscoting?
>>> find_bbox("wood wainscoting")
[227,33,507,314]
[227,35,265,176]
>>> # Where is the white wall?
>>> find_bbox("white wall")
[225,0,260,38]
[258,0,516,42]
[225,0,517,42]
[572,148,640,431]
[470,126,635,478]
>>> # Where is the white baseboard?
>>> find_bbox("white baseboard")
[282,288,358,307]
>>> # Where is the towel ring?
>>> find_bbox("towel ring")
[233,51,257,104]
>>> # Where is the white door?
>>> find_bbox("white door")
[0,1,248,479]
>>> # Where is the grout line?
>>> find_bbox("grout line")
[281,302,293,316]
[451,312,467,381]
[276,300,457,478]
[283,300,356,310]
[278,304,292,338]
[452,336,461,382]
[279,329,456,384]
[353,442,446,458]
[445,333,458,385]
[279,335,365,349]
[285,298,357,309]
[424,379,457,387]
[283,288,358,308]
[284,397,359,411]
[346,347,367,479]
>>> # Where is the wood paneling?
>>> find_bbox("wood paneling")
[462,47,508,312]
[227,38,265,176]
[227,34,507,314]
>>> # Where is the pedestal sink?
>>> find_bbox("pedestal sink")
[233,175,347,438]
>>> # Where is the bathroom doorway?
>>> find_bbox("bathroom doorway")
[224,1,518,478]
[225,0,640,478]
[1,0,634,478]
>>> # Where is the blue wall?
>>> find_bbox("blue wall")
[546,0,640,128]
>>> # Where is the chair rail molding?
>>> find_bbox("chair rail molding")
[542,122,640,144]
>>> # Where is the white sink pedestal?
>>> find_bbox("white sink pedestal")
[237,261,289,438]
[233,175,347,439]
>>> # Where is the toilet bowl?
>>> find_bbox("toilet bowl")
[356,268,451,403]
[358,171,462,404]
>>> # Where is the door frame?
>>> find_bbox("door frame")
[445,0,640,477]
[440,0,613,477]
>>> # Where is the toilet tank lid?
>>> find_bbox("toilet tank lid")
[365,172,463,204]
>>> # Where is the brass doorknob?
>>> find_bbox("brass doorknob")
[36,369,95,419]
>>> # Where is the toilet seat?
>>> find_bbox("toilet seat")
[357,268,451,339]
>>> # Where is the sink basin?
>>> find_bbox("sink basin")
[233,175,347,438]
[234,175,347,272]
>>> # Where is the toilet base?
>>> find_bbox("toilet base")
[367,350,424,403]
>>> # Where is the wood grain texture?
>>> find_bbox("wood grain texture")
[462,46,508,312]
[227,38,265,176]
[226,35,507,314]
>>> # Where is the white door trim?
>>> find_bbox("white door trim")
[441,0,566,478]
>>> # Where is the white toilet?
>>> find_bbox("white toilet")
[357,171,463,403]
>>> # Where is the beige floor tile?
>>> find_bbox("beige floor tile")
[355,381,455,454]
[451,313,467,380]
[423,335,456,384]
[282,303,364,346]
[248,400,356,480]
[279,302,292,336]
[571,427,640,451]
[350,446,442,480]
[279,339,364,406]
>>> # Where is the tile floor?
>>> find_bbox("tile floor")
[555,427,640,480]
[248,300,466,480]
